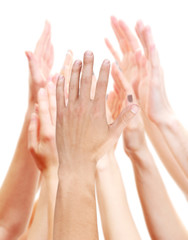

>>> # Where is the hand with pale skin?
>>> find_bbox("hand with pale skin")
[54,51,139,240]
[106,16,188,196]
[105,16,140,97]
[0,22,55,240]
[25,82,58,240]
[135,22,188,178]
[108,65,188,240]
[25,21,54,104]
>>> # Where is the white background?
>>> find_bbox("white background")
[0,0,188,239]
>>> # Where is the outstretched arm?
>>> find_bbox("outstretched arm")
[26,81,58,240]
[96,151,141,240]
[135,21,188,178]
[105,16,188,196]
[109,62,188,240]
[54,51,138,240]
[0,21,54,239]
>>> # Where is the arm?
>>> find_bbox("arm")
[108,75,188,239]
[135,21,188,180]
[106,16,188,196]
[96,152,141,240]
[54,51,138,239]
[26,82,58,240]
[0,21,54,239]
[128,145,188,240]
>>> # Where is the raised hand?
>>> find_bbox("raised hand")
[105,16,140,97]
[135,21,173,124]
[28,80,58,174]
[107,63,145,153]
[25,21,54,104]
[56,51,139,165]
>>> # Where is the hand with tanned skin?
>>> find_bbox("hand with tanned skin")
[54,51,139,240]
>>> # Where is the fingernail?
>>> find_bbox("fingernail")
[85,50,93,56]
[75,60,82,66]
[103,59,110,65]
[130,104,139,114]
[127,94,133,102]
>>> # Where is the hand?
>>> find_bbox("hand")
[135,21,173,124]
[25,21,54,104]
[108,63,145,153]
[56,51,139,169]
[105,16,140,97]
[28,80,58,174]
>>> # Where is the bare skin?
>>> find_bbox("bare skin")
[108,63,188,240]
[0,21,54,240]
[54,51,138,240]
[105,16,188,196]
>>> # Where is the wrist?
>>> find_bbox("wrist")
[58,159,96,182]
[96,151,116,172]
[126,144,155,170]
[42,166,58,180]
[150,108,175,127]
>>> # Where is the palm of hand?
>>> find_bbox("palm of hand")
[26,22,54,103]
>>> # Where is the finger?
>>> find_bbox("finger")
[118,20,140,52]
[94,59,110,105]
[56,76,65,121]
[47,44,54,69]
[28,112,39,157]
[111,63,124,91]
[35,21,50,57]
[38,88,52,138]
[104,38,121,63]
[47,81,56,125]
[42,34,51,61]
[135,20,148,57]
[90,73,97,100]
[112,62,132,94]
[143,27,160,68]
[51,73,59,85]
[80,51,94,100]
[111,16,129,53]
[61,50,74,99]
[43,35,52,62]
[60,50,73,74]
[68,60,82,103]
[107,91,114,113]
[25,51,45,82]
[110,104,139,139]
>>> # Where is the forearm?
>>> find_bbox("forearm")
[96,152,141,240]
[54,164,98,240]
[129,145,188,240]
[142,114,188,196]
[155,113,188,178]
[0,106,40,238]
[27,168,58,240]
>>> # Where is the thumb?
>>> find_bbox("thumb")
[109,104,139,139]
